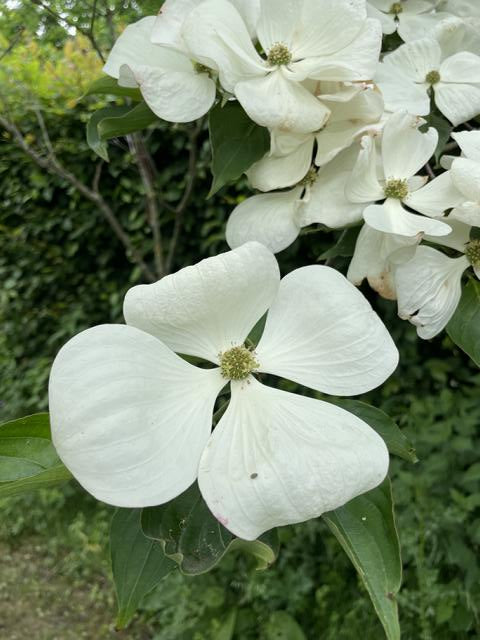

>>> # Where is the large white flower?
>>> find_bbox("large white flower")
[49,243,398,541]
[367,0,451,41]
[103,16,216,123]
[375,18,480,125]
[345,111,452,237]
[179,0,382,133]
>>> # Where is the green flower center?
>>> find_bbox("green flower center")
[194,62,211,76]
[465,240,480,268]
[267,42,292,66]
[384,178,409,200]
[219,345,259,381]
[389,2,403,14]
[299,167,318,188]
[425,70,441,85]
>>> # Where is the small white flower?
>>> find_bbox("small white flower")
[49,243,398,541]
[227,146,365,253]
[345,111,452,237]
[179,0,382,134]
[448,131,480,227]
[347,223,420,299]
[376,17,480,125]
[395,246,470,338]
[103,16,216,123]
[366,0,451,40]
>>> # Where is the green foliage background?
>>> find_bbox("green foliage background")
[0,2,479,638]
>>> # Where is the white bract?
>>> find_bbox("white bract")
[367,0,451,41]
[345,111,452,237]
[227,146,366,253]
[103,16,216,123]
[49,242,398,541]
[376,18,480,125]
[395,220,479,338]
[448,131,480,227]
[180,0,382,134]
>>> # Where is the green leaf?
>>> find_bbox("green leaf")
[208,101,270,196]
[428,113,452,163]
[142,483,279,575]
[0,414,71,499]
[110,508,177,629]
[98,101,158,140]
[86,102,158,161]
[84,75,142,101]
[214,610,238,640]
[331,400,418,463]
[319,226,361,260]
[323,479,402,640]
[264,612,307,640]
[447,278,480,367]
[87,106,130,161]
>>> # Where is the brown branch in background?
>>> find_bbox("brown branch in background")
[0,114,156,283]
[165,119,205,274]
[128,133,165,279]
[0,26,25,62]
[29,0,106,62]
[425,163,435,180]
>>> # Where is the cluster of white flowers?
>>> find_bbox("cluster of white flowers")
[48,0,480,538]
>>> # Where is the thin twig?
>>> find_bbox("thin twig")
[128,133,165,279]
[0,27,25,62]
[166,119,205,273]
[0,114,156,283]
[425,163,435,180]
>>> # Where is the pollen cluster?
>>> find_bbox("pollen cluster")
[465,240,480,268]
[384,178,409,200]
[267,42,293,66]
[389,2,403,14]
[300,167,318,188]
[220,345,259,381]
[425,70,441,85]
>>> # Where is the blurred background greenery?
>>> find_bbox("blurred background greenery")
[1,2,479,638]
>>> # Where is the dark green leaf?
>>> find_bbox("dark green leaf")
[208,102,270,196]
[264,612,306,640]
[214,610,237,640]
[0,414,71,498]
[319,226,361,260]
[425,113,452,163]
[84,75,142,101]
[110,508,176,629]
[323,479,402,640]
[86,106,130,161]
[98,101,158,140]
[142,483,279,575]
[332,400,418,463]
[447,278,480,367]
[470,227,480,241]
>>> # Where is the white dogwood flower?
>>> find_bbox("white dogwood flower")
[348,223,420,299]
[376,18,480,125]
[246,84,384,192]
[103,16,216,123]
[179,0,382,133]
[49,243,398,541]
[345,111,452,237]
[395,236,479,339]
[448,131,480,227]
[366,0,451,40]
[227,146,365,253]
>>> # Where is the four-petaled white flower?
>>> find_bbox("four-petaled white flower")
[49,242,398,541]
[345,111,452,237]
[366,0,452,40]
[395,220,480,338]
[375,18,480,126]
[179,0,382,134]
[103,16,217,123]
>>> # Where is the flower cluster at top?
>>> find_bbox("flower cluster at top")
[47,0,480,540]
[104,0,480,340]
